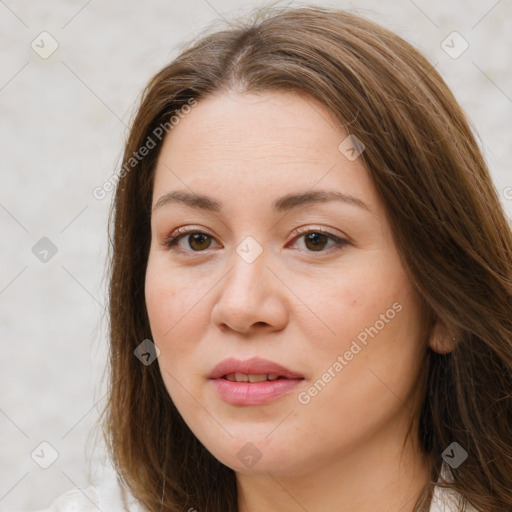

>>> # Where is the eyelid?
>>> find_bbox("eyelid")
[163,225,219,250]
[163,224,348,253]
[291,224,345,242]
[287,225,348,252]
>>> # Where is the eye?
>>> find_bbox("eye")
[289,227,348,253]
[164,227,220,252]
[163,226,348,254]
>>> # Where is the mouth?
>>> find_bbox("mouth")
[222,373,291,382]
[208,357,305,405]
[208,356,304,380]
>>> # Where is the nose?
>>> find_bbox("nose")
[211,248,289,335]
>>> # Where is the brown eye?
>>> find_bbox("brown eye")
[165,230,220,252]
[303,232,330,251]
[187,233,212,250]
[291,229,347,253]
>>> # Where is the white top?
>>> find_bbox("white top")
[22,465,482,512]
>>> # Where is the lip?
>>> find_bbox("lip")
[208,357,304,406]
[208,357,304,380]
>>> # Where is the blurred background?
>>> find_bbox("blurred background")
[0,0,510,510]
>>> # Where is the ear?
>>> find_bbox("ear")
[428,321,457,355]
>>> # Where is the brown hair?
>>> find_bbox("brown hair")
[95,4,512,511]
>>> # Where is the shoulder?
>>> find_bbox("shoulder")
[30,484,100,512]
[30,470,144,512]
[430,486,481,512]
[429,464,484,512]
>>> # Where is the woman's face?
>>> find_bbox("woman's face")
[145,90,428,477]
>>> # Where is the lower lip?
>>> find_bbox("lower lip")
[210,378,303,405]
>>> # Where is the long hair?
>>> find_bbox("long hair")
[95,4,512,511]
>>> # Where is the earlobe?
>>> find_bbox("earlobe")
[428,322,458,354]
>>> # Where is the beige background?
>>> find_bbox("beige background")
[0,0,510,510]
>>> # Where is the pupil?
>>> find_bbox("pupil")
[306,233,327,251]
[190,233,210,250]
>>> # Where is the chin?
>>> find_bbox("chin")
[198,434,308,476]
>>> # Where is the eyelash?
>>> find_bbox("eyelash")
[163,226,348,254]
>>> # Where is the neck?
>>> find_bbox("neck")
[236,419,432,512]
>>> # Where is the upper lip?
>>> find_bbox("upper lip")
[208,357,304,380]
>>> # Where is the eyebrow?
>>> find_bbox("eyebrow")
[152,189,371,213]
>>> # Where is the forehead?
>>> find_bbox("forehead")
[158,90,342,166]
[151,90,379,212]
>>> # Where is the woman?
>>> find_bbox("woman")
[37,4,512,512]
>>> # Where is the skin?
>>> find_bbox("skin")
[145,90,440,512]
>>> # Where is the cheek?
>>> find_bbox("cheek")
[144,255,202,342]
[293,290,425,460]
[144,255,208,387]
[145,269,175,341]
[293,258,407,354]
[298,254,425,395]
